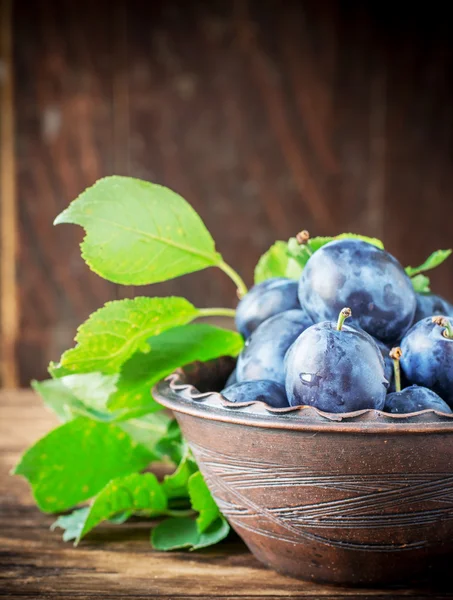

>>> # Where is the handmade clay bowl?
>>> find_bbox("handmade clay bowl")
[153,356,453,587]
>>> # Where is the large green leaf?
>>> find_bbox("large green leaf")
[108,324,243,411]
[54,176,223,285]
[32,379,81,423]
[151,516,230,551]
[119,412,173,454]
[50,297,198,377]
[76,473,167,543]
[33,373,119,423]
[188,471,221,533]
[33,373,172,454]
[254,241,302,283]
[406,249,452,277]
[13,417,153,512]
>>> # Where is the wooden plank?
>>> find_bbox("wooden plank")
[11,0,453,375]
[1,390,453,598]
[0,0,18,387]
[14,0,392,384]
[381,7,453,300]
[13,0,119,384]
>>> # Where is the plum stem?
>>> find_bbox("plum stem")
[432,315,453,339]
[336,307,352,331]
[296,230,312,255]
[389,347,403,393]
[218,261,248,298]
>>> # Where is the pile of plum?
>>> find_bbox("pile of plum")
[222,239,453,415]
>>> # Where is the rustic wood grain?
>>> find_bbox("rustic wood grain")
[2,390,453,598]
[0,0,18,388]
[10,1,453,385]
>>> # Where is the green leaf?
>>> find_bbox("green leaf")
[155,420,185,465]
[50,297,198,377]
[162,445,198,500]
[305,236,335,252]
[54,176,223,285]
[76,473,167,543]
[151,517,199,550]
[151,516,229,551]
[193,517,230,549]
[51,507,90,542]
[119,412,173,454]
[32,374,172,457]
[254,241,302,283]
[57,373,118,412]
[405,249,452,277]
[13,417,153,513]
[411,274,431,293]
[32,379,80,423]
[33,373,118,423]
[188,471,221,533]
[286,237,312,268]
[108,324,243,412]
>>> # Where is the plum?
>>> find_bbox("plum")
[413,293,453,323]
[285,308,388,412]
[235,277,303,338]
[221,380,289,408]
[342,325,394,389]
[236,309,312,385]
[298,239,416,343]
[385,386,451,414]
[384,347,451,413]
[400,316,453,407]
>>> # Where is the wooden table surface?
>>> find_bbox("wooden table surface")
[1,390,453,599]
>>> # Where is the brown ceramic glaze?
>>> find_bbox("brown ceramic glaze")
[153,357,453,587]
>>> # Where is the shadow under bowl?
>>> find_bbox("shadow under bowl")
[153,356,453,587]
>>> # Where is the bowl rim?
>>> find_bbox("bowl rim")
[153,358,453,435]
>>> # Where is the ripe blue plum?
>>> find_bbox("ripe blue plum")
[236,309,312,385]
[413,293,453,323]
[235,277,303,339]
[285,308,388,412]
[384,385,452,414]
[343,325,394,390]
[298,239,416,343]
[400,316,453,407]
[222,380,289,408]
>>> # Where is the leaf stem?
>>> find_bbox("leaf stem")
[197,308,236,319]
[218,261,248,298]
[389,347,402,393]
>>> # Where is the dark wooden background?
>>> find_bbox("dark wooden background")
[1,0,453,386]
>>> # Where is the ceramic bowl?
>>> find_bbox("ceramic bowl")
[153,356,453,587]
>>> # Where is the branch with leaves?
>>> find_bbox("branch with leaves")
[12,176,451,550]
